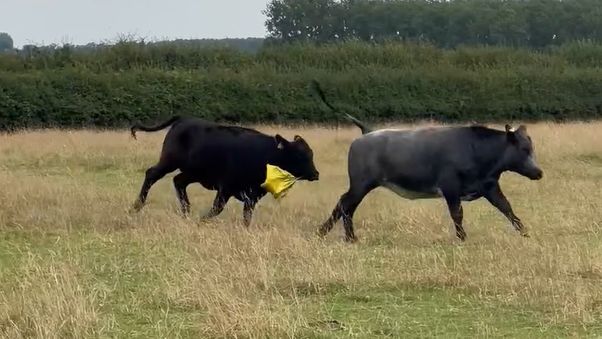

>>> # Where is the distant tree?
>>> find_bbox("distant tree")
[264,0,602,48]
[264,0,342,43]
[0,32,14,52]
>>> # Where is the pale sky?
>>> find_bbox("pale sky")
[1,0,271,48]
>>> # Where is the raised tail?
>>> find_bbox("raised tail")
[130,116,181,139]
[343,113,372,135]
[309,80,373,135]
[309,80,337,112]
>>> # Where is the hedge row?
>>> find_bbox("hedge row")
[3,41,602,72]
[1,42,602,130]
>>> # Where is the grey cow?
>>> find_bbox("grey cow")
[312,85,543,242]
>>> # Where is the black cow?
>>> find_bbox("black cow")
[311,83,543,242]
[130,116,320,225]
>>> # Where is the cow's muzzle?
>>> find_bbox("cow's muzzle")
[529,169,543,180]
[308,171,320,181]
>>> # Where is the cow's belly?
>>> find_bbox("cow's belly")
[383,182,441,200]
[182,163,263,193]
[383,182,483,201]
[459,191,482,201]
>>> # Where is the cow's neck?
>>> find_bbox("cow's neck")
[473,133,510,179]
[269,149,288,169]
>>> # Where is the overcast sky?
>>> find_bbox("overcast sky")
[1,0,271,48]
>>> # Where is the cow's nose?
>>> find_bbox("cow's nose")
[533,170,543,180]
[310,171,320,181]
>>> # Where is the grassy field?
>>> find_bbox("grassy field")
[0,122,601,338]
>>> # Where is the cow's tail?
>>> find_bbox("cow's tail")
[343,113,372,135]
[309,80,373,135]
[130,116,181,140]
[309,80,337,112]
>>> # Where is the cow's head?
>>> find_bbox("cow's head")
[502,125,543,180]
[274,134,320,181]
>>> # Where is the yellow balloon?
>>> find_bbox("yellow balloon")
[261,164,297,199]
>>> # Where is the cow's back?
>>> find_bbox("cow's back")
[359,126,472,164]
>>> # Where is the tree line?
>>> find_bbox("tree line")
[265,0,602,48]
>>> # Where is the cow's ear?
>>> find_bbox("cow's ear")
[275,134,288,149]
[505,125,518,144]
[293,135,308,145]
[517,125,527,134]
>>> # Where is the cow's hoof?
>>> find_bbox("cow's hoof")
[344,236,358,244]
[194,218,206,227]
[521,232,530,238]
[130,200,144,213]
[316,227,328,238]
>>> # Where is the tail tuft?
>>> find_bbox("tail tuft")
[130,125,139,140]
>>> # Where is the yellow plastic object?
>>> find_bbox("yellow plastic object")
[261,164,297,199]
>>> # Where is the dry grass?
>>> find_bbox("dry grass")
[0,257,98,339]
[0,122,601,338]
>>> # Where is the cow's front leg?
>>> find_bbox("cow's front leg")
[243,199,258,227]
[202,191,231,220]
[485,183,529,237]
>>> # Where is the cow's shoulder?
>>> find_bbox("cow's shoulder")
[214,125,264,136]
[466,125,505,140]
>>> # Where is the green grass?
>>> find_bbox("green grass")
[309,288,587,338]
[1,230,594,338]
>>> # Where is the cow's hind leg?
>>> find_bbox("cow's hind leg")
[173,172,195,215]
[133,163,174,212]
[201,190,231,220]
[341,188,372,242]
[319,185,374,243]
[317,199,344,237]
[441,194,466,241]
[438,172,467,241]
